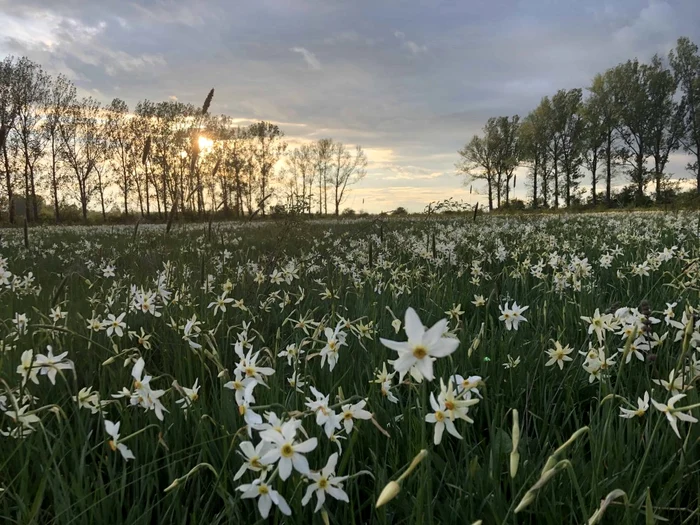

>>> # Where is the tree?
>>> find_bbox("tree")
[105,98,136,216]
[581,93,607,206]
[59,97,106,221]
[551,89,584,207]
[0,56,19,223]
[670,37,700,193]
[12,57,49,222]
[329,142,367,216]
[494,115,520,205]
[286,143,317,214]
[587,71,619,206]
[249,121,286,216]
[45,74,76,222]
[521,105,552,208]
[645,55,684,202]
[314,138,333,214]
[457,133,497,211]
[541,95,562,208]
[610,59,655,202]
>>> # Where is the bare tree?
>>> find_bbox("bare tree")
[45,74,76,222]
[59,97,105,221]
[249,121,286,216]
[105,98,136,216]
[457,134,497,211]
[0,57,19,223]
[13,57,50,222]
[329,143,367,216]
[314,138,333,214]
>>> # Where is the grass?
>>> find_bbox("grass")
[0,211,699,524]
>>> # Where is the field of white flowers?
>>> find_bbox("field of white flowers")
[1,211,699,524]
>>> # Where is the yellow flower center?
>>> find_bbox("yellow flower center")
[343,412,353,420]
[258,484,269,495]
[435,411,445,422]
[445,401,455,411]
[108,440,117,452]
[413,346,428,359]
[318,478,329,489]
[251,457,261,468]
[281,443,294,458]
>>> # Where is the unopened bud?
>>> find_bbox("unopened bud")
[376,481,401,508]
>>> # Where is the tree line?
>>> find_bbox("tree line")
[0,56,367,224]
[458,37,700,210]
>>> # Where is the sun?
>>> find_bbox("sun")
[198,135,213,152]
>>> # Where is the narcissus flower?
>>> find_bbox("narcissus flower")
[380,307,459,382]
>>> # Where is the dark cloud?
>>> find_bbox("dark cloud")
[1,0,698,211]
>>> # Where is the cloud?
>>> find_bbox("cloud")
[393,30,427,54]
[0,10,166,82]
[290,47,321,70]
[2,0,699,213]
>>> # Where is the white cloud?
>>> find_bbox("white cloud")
[0,11,166,79]
[393,30,426,54]
[404,40,427,54]
[290,46,321,70]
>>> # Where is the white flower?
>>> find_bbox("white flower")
[260,420,318,480]
[619,392,650,419]
[35,346,73,385]
[380,307,459,382]
[175,378,200,411]
[544,341,573,370]
[234,441,271,480]
[651,394,698,438]
[16,349,39,386]
[301,452,350,512]
[499,302,529,331]
[425,392,462,445]
[104,420,135,461]
[305,386,341,437]
[653,369,688,396]
[339,399,372,434]
[104,312,127,338]
[581,308,614,343]
[319,323,348,372]
[237,476,291,519]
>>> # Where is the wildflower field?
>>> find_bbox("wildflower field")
[1,211,700,524]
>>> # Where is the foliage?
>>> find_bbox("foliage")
[1,212,700,523]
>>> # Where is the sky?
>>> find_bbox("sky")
[0,0,699,213]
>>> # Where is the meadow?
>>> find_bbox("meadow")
[1,211,699,524]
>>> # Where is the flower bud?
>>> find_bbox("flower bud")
[376,481,401,508]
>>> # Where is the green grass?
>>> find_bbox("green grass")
[1,212,699,524]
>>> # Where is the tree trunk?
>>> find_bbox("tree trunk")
[145,165,151,217]
[533,156,538,209]
[51,138,60,223]
[554,161,559,209]
[487,175,493,211]
[2,141,14,224]
[23,161,30,221]
[496,173,502,208]
[30,164,38,220]
[605,133,612,207]
[591,153,598,206]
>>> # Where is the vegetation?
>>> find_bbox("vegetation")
[0,58,367,225]
[1,212,700,523]
[458,37,700,211]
